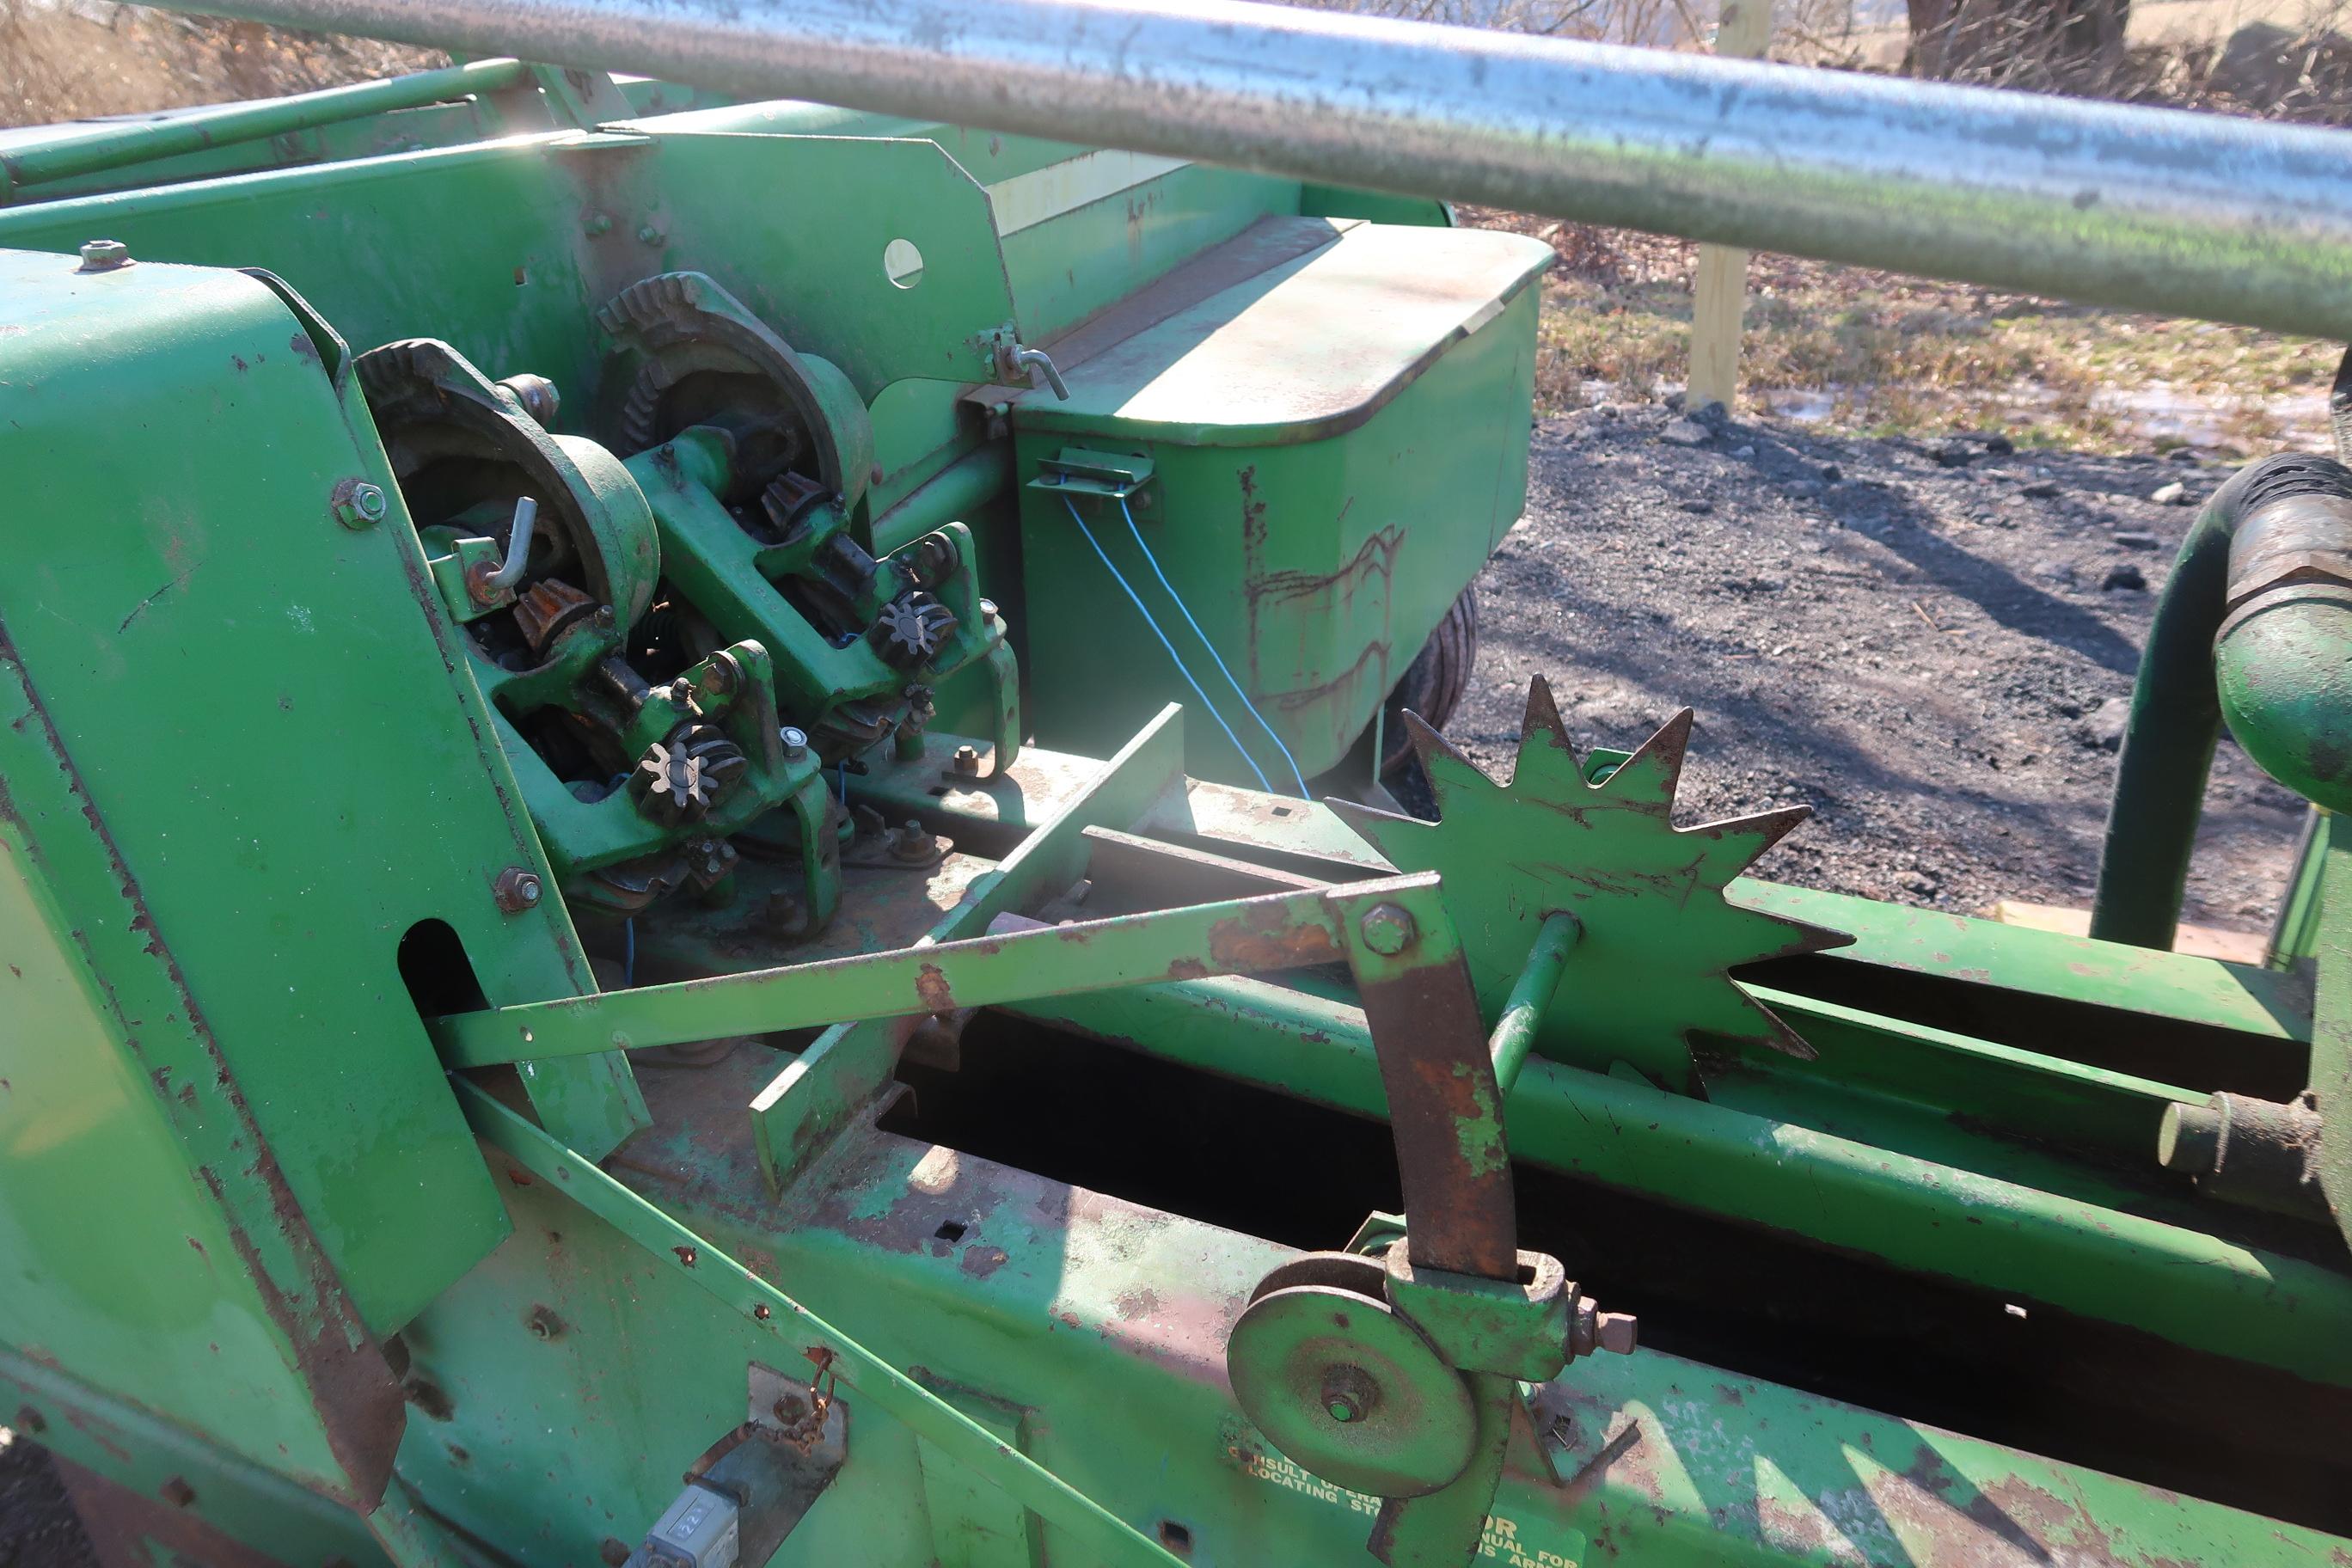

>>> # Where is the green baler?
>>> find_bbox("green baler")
[4,5,2352,1568]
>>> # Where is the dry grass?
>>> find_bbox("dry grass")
[1,1,440,129]
[1475,213,2337,452]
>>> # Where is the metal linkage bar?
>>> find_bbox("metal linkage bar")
[431,872,1445,1068]
[150,0,2352,338]
[0,58,526,199]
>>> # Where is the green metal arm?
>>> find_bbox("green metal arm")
[432,872,1448,1068]
[0,59,528,201]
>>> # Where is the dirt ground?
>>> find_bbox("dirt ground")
[1452,402,2304,931]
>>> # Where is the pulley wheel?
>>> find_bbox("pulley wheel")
[1227,1282,1477,1498]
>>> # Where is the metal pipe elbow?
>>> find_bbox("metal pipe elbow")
[2214,456,2352,814]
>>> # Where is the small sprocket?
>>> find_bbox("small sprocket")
[1332,677,1848,1088]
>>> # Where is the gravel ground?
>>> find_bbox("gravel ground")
[0,1436,90,1568]
[1451,403,2304,929]
[0,413,2310,1563]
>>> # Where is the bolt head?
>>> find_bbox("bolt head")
[1319,1364,1379,1425]
[333,481,388,530]
[584,211,615,236]
[1357,902,1417,956]
[1595,1310,1638,1356]
[636,224,664,245]
[952,744,982,776]
[493,866,544,914]
[77,238,130,272]
[780,726,809,758]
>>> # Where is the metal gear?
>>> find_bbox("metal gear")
[1332,676,1848,1087]
[870,593,956,666]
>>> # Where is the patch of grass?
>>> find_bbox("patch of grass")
[1488,213,2336,453]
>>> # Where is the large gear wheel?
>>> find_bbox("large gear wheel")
[1332,677,1849,1088]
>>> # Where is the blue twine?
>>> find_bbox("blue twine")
[1115,493,1309,797]
[1062,493,1272,792]
[622,917,635,989]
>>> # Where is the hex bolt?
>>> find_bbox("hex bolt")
[493,866,544,914]
[1320,1364,1379,1425]
[1595,1311,1638,1355]
[77,238,130,272]
[582,211,615,237]
[333,481,389,530]
[636,223,665,245]
[160,1476,197,1509]
[1357,902,1418,956]
[1568,1295,1639,1359]
[780,726,809,760]
[952,744,982,777]
[892,818,938,862]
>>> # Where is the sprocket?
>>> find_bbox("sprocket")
[1332,677,1849,1089]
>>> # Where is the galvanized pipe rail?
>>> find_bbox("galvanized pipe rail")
[152,0,2352,340]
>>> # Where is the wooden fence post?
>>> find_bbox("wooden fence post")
[1687,0,1774,415]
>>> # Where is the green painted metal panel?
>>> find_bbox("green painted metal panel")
[1016,264,1544,781]
[0,248,646,1333]
[0,834,359,1497]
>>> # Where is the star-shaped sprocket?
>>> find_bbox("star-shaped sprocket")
[1332,677,1849,1086]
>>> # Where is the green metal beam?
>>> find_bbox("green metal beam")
[1006,976,2352,1386]
[0,59,529,200]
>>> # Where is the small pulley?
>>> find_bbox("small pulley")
[1226,1252,1479,1499]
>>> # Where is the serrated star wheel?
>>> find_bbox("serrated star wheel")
[1332,677,1849,1082]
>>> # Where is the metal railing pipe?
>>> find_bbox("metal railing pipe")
[0,58,527,196]
[143,0,2352,340]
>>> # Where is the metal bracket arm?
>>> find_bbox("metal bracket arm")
[433,871,1450,1069]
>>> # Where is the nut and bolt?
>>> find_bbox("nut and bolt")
[1320,1364,1379,1425]
[1357,903,1418,956]
[780,725,809,760]
[77,238,131,272]
[636,223,665,246]
[582,211,615,236]
[332,481,389,530]
[525,1304,567,1341]
[1568,1295,1639,1359]
[159,1476,196,1509]
[492,866,544,914]
[952,744,982,777]
[890,818,938,863]
[696,654,740,700]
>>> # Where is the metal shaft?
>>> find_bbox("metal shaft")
[148,0,2352,340]
[1489,910,1579,1092]
[0,57,524,196]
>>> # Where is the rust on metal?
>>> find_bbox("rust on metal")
[0,622,407,1510]
[54,1457,297,1568]
[1331,890,1518,1281]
